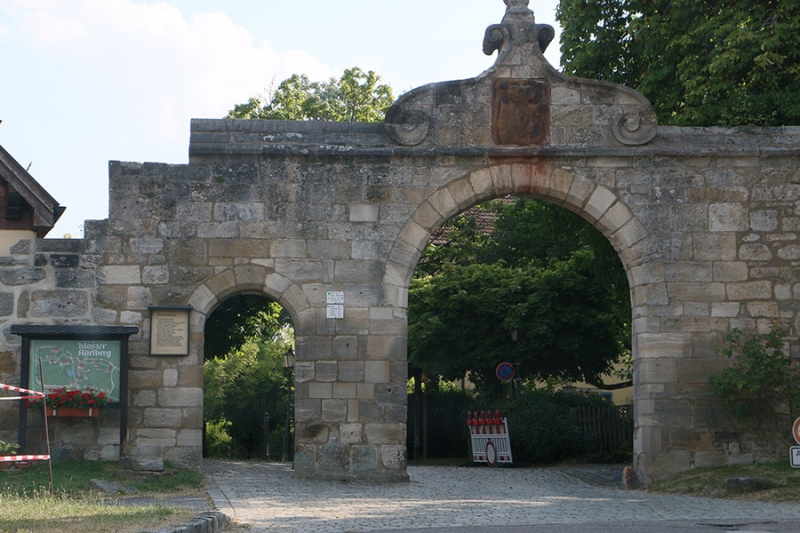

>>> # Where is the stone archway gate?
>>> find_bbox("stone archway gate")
[3,0,800,485]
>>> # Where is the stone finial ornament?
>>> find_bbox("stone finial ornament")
[485,0,554,56]
[504,0,530,9]
[384,0,658,147]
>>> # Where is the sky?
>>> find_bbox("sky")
[0,0,562,238]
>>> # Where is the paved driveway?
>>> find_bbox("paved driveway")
[202,461,800,533]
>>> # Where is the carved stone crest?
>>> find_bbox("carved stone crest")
[492,79,550,146]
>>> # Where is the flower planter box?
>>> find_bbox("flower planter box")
[46,407,99,417]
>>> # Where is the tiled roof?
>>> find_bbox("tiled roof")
[0,144,64,237]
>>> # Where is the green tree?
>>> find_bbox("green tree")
[226,67,394,122]
[204,295,290,360]
[409,198,630,395]
[557,0,800,126]
[203,295,294,459]
[204,339,292,459]
[709,324,800,427]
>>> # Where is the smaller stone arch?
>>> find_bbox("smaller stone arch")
[188,264,312,338]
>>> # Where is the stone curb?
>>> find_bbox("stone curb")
[152,510,230,533]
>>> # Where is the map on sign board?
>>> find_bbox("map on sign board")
[28,339,121,403]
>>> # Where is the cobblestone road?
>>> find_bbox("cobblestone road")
[202,461,800,533]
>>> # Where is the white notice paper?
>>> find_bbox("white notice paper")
[327,305,344,319]
[327,291,345,304]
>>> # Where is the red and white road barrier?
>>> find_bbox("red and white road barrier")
[467,410,513,466]
[0,455,50,462]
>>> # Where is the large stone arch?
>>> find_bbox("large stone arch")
[384,163,661,293]
[384,163,671,483]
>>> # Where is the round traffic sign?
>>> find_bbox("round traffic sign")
[793,417,800,446]
[485,440,497,467]
[496,362,515,382]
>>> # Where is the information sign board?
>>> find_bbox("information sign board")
[149,306,191,356]
[327,305,344,319]
[29,339,121,403]
[791,447,800,468]
[326,291,345,304]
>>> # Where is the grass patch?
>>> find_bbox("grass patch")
[649,460,800,502]
[0,460,205,533]
[0,459,204,495]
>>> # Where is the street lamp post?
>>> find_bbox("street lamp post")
[282,347,295,463]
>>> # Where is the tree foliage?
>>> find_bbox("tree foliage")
[408,198,630,395]
[709,324,800,426]
[204,295,290,360]
[557,0,800,126]
[203,295,294,459]
[204,339,292,459]
[226,67,394,122]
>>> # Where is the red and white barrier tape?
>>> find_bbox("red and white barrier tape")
[0,383,45,398]
[0,455,50,462]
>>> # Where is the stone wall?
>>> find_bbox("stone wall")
[2,0,800,485]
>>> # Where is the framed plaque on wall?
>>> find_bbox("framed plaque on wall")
[148,306,192,356]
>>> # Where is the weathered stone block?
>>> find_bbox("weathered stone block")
[339,361,364,382]
[295,399,320,423]
[351,445,379,473]
[709,203,748,232]
[739,243,772,261]
[380,445,406,470]
[322,399,347,422]
[135,428,176,447]
[158,388,202,407]
[332,383,357,399]
[319,442,351,471]
[316,361,338,382]
[713,262,748,282]
[129,370,161,389]
[177,429,202,447]
[695,233,737,260]
[349,204,379,222]
[724,477,773,494]
[309,383,333,399]
[162,368,178,387]
[294,361,315,383]
[338,423,363,445]
[364,423,405,445]
[727,280,773,300]
[365,361,390,384]
[144,408,182,428]
[30,290,88,317]
[0,292,13,316]
[98,265,141,285]
[0,268,46,286]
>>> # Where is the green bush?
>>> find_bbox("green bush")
[204,339,291,459]
[709,324,800,428]
[503,390,609,464]
[406,385,622,464]
[205,419,233,458]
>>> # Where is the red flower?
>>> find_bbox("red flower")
[27,387,111,409]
